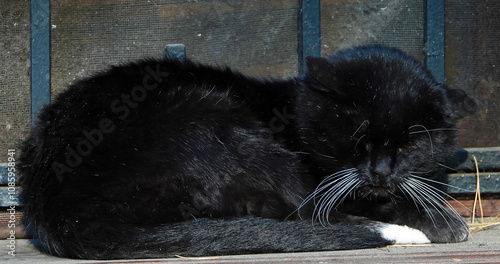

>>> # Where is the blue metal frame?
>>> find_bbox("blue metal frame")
[298,0,321,75]
[425,0,445,83]
[165,44,186,62]
[0,166,10,185]
[30,0,51,127]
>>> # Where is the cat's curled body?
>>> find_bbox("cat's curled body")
[18,45,476,259]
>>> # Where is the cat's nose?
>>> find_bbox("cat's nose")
[373,154,392,177]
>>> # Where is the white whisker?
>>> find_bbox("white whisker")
[336,180,364,208]
[407,179,455,229]
[315,175,357,225]
[408,169,434,174]
[407,178,471,219]
[400,181,438,228]
[435,162,458,172]
[408,124,434,158]
[398,185,422,215]
[408,128,458,134]
[312,176,353,212]
[409,174,475,193]
[313,151,337,160]
[353,134,366,151]
[404,177,468,239]
[351,120,369,138]
[295,169,354,213]
[321,177,360,225]
[294,168,362,226]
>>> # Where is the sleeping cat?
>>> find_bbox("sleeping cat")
[18,45,476,259]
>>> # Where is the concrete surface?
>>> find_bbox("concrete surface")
[2,224,499,264]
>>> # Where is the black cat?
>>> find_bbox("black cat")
[18,45,476,259]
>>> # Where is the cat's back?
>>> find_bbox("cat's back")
[40,58,296,135]
[18,57,302,225]
[43,59,246,126]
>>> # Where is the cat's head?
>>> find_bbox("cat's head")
[297,45,476,198]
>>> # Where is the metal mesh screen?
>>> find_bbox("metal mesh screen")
[50,0,299,95]
[0,0,31,163]
[445,0,500,148]
[320,0,425,62]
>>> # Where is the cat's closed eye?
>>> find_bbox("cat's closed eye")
[397,143,419,155]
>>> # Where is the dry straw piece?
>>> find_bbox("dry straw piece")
[467,155,500,234]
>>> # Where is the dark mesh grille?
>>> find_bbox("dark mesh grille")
[50,0,299,94]
[0,0,30,163]
[320,0,425,62]
[446,0,500,147]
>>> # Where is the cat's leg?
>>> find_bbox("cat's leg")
[373,223,431,244]
[33,216,397,259]
[355,201,469,243]
[390,205,469,243]
[333,213,431,245]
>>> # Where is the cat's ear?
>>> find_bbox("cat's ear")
[306,56,339,93]
[445,88,477,119]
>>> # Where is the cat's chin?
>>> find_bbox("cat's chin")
[359,185,395,199]
[371,187,391,198]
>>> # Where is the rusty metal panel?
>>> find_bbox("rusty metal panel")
[446,0,500,148]
[0,0,31,164]
[320,0,426,62]
[50,0,299,95]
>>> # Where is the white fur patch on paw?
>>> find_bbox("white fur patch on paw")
[378,224,431,244]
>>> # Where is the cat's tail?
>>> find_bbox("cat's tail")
[31,217,429,259]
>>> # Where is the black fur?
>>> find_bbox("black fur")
[18,45,475,259]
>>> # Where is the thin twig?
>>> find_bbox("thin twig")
[471,155,484,224]
[469,212,500,233]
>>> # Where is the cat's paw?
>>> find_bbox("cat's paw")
[374,223,431,244]
[425,221,469,243]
